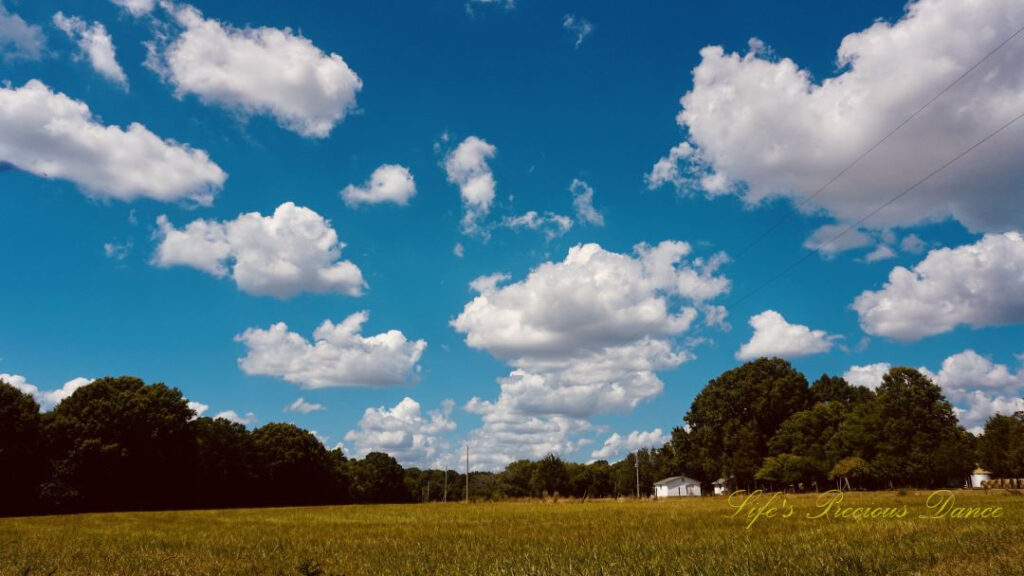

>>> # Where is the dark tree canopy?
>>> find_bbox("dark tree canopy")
[685,358,813,486]
[0,381,44,515]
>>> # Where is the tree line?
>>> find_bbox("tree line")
[2,359,1023,516]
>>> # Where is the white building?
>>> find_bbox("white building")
[968,467,992,488]
[653,475,703,498]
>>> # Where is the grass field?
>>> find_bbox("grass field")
[2,490,1023,576]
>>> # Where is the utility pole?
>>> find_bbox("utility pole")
[464,444,470,503]
[635,452,641,499]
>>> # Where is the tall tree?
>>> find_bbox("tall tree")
[870,367,974,487]
[42,376,196,511]
[252,422,339,506]
[0,381,44,515]
[685,358,813,487]
[191,416,257,507]
[978,413,1024,478]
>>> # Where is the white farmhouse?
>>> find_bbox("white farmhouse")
[968,467,992,488]
[653,475,703,498]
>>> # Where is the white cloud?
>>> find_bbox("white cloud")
[736,310,839,360]
[453,241,729,468]
[453,243,465,258]
[186,399,209,417]
[103,241,132,261]
[842,362,892,390]
[341,164,416,207]
[344,397,456,467]
[864,244,897,263]
[802,224,872,258]
[591,428,669,461]
[236,311,427,389]
[900,234,927,254]
[285,397,325,414]
[0,1,44,60]
[110,0,155,17]
[501,211,573,240]
[215,410,256,426]
[852,232,1024,340]
[445,136,497,235]
[148,2,362,138]
[0,80,226,204]
[53,12,128,88]
[649,0,1024,234]
[570,179,604,226]
[920,350,1024,432]
[153,202,365,298]
[1,374,92,410]
[562,14,592,49]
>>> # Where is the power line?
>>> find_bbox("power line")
[727,108,1024,311]
[729,22,1024,262]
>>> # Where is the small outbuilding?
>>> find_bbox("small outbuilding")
[968,467,992,488]
[653,475,703,498]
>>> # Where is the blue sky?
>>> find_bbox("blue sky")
[1,0,1022,469]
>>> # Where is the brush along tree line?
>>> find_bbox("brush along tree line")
[1,358,1022,516]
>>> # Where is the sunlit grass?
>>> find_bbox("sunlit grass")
[2,490,1023,575]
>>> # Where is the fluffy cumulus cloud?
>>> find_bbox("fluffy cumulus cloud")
[186,399,209,417]
[53,12,128,88]
[590,428,669,461]
[444,136,497,235]
[344,397,456,467]
[649,0,1024,237]
[0,1,44,59]
[736,310,840,360]
[285,397,325,414]
[153,202,365,298]
[852,233,1024,340]
[0,80,226,203]
[147,2,362,138]
[341,164,416,207]
[920,350,1024,432]
[110,0,155,16]
[501,211,573,240]
[570,179,604,226]
[236,311,427,389]
[452,241,730,468]
[842,362,891,390]
[0,374,92,410]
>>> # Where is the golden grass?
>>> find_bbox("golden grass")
[2,490,1023,575]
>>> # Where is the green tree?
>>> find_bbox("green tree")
[755,454,809,488]
[978,414,1024,478]
[42,376,196,511]
[252,422,338,505]
[828,456,872,490]
[870,367,974,487]
[769,401,849,485]
[347,452,407,503]
[191,416,257,507]
[685,358,813,488]
[502,459,536,497]
[530,453,569,496]
[0,381,44,515]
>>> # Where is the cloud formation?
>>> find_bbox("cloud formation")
[649,0,1024,236]
[341,164,416,207]
[0,1,44,60]
[736,310,839,359]
[236,311,427,389]
[148,2,362,138]
[153,202,365,298]
[285,397,325,414]
[53,12,128,88]
[591,428,669,461]
[1,374,92,410]
[344,397,455,467]
[0,80,226,204]
[570,179,604,226]
[453,241,729,467]
[445,136,497,235]
[110,0,155,16]
[853,233,1024,340]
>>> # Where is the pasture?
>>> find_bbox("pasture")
[2,491,1023,576]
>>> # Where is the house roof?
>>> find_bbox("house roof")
[972,467,992,475]
[653,475,699,486]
